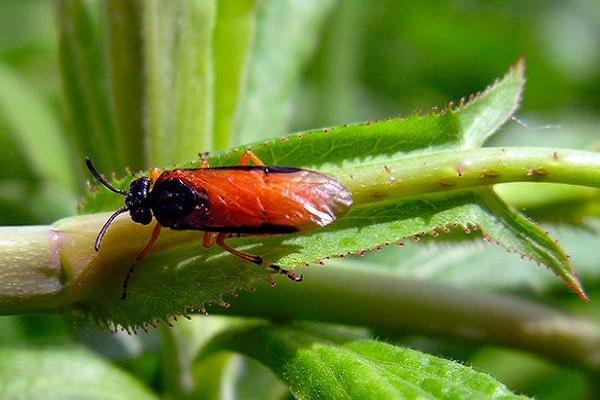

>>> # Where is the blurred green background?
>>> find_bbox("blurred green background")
[0,1,598,399]
[1,0,598,225]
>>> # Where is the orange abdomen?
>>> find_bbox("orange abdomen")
[155,166,352,234]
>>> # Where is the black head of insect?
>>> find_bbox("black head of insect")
[86,157,154,251]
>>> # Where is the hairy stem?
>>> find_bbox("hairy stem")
[339,147,600,205]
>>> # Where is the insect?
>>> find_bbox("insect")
[86,150,353,299]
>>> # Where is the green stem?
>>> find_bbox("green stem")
[1,147,598,308]
[0,226,66,312]
[212,263,600,371]
[1,226,600,370]
[341,147,600,206]
[143,0,216,166]
[56,0,119,172]
[212,0,257,150]
[0,147,599,370]
[106,0,146,171]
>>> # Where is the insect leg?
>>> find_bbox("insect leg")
[198,151,210,168]
[202,231,217,248]
[239,149,265,166]
[136,223,162,261]
[150,168,161,183]
[121,223,162,300]
[215,233,302,282]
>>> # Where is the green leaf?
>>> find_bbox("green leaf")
[0,346,157,400]
[57,0,119,172]
[213,0,257,150]
[143,0,216,165]
[459,58,525,149]
[66,185,590,328]
[202,324,528,399]
[211,266,600,372]
[355,218,600,297]
[476,188,586,299]
[233,0,338,144]
[58,62,599,326]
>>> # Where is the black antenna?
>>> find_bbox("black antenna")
[85,156,128,195]
[95,206,129,251]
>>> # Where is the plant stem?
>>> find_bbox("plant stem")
[56,0,119,172]
[1,147,598,309]
[212,0,257,149]
[0,146,599,369]
[106,0,146,171]
[0,226,65,312]
[211,262,600,372]
[143,0,216,166]
[1,226,600,370]
[340,147,600,206]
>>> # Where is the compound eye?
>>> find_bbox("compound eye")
[130,208,152,225]
[126,177,151,210]
[129,177,150,198]
[150,179,203,225]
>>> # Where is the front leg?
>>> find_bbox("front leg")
[202,231,217,248]
[150,168,161,183]
[199,153,210,169]
[239,149,265,166]
[121,223,162,300]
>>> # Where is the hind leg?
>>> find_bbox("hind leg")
[213,233,302,282]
